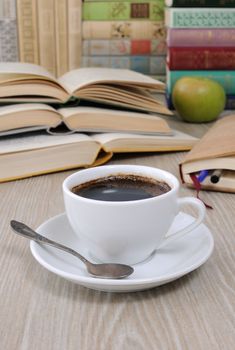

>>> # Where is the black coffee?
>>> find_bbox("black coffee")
[71,174,171,202]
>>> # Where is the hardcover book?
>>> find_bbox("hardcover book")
[81,56,166,75]
[167,28,235,47]
[82,1,164,21]
[0,129,197,183]
[17,0,39,64]
[166,0,235,7]
[0,62,171,115]
[167,69,235,95]
[82,39,167,56]
[165,8,235,28]
[67,0,82,70]
[180,115,235,193]
[168,47,235,70]
[82,21,166,40]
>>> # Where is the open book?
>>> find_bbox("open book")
[0,103,172,137]
[0,63,171,115]
[0,130,198,183]
[180,115,235,193]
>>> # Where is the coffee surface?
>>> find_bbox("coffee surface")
[71,174,171,202]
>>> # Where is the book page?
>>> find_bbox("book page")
[0,62,56,80]
[0,103,57,116]
[91,130,198,152]
[58,67,165,93]
[183,114,235,164]
[0,132,94,154]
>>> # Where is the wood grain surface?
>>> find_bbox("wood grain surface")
[0,117,235,350]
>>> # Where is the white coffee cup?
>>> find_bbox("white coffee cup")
[63,165,205,265]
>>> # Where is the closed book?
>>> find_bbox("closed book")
[168,47,235,70]
[0,128,197,183]
[67,0,82,70]
[82,21,165,40]
[81,56,166,75]
[167,29,235,48]
[167,69,235,95]
[0,19,18,62]
[165,8,235,28]
[55,0,68,77]
[0,0,16,18]
[37,0,56,76]
[82,1,164,21]
[82,39,166,56]
[180,115,235,193]
[17,0,39,64]
[165,0,235,7]
[0,62,171,115]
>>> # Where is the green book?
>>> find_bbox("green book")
[165,0,235,7]
[167,70,235,95]
[165,8,235,28]
[82,1,164,21]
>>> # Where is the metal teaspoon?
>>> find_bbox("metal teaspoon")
[10,220,134,279]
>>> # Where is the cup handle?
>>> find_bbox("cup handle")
[159,197,206,248]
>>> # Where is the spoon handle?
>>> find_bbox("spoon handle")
[10,220,89,265]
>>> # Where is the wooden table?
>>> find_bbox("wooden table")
[1,118,235,350]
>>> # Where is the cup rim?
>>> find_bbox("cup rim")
[62,165,179,205]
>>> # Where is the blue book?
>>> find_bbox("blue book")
[167,70,235,94]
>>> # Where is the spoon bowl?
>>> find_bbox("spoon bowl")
[10,220,134,279]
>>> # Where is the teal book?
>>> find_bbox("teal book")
[83,1,164,21]
[165,8,235,28]
[167,70,235,94]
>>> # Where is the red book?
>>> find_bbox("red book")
[131,40,151,55]
[168,47,235,70]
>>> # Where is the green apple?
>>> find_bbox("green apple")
[172,77,226,123]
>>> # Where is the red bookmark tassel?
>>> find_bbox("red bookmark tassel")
[189,173,213,209]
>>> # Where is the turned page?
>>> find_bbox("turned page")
[0,104,62,135]
[0,62,57,82]
[57,67,165,94]
[183,115,235,164]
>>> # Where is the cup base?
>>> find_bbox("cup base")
[88,249,156,266]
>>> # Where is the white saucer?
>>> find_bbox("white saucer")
[30,212,214,292]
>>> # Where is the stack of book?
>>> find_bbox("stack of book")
[0,62,199,183]
[165,0,235,109]
[81,0,167,81]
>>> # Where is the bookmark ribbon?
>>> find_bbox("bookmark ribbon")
[189,174,213,210]
[179,164,213,209]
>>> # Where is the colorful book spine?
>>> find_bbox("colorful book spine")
[83,39,166,56]
[167,70,235,94]
[167,29,235,47]
[82,1,164,21]
[55,0,68,76]
[0,0,18,62]
[0,19,18,62]
[17,0,38,63]
[165,8,235,28]
[67,0,82,70]
[165,0,235,7]
[82,21,166,39]
[82,56,166,74]
[168,47,235,70]
[37,0,56,75]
